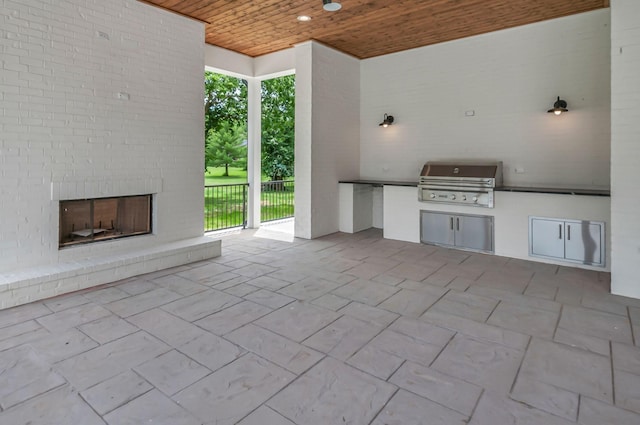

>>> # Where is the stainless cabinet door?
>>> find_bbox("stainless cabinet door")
[421,211,454,247]
[455,215,493,252]
[530,218,565,259]
[564,221,602,265]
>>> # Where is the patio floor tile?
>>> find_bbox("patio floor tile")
[174,353,294,425]
[0,345,66,409]
[519,338,612,403]
[55,331,170,391]
[470,391,575,425]
[161,289,242,322]
[428,290,499,322]
[244,288,295,309]
[431,333,524,394]
[510,376,579,421]
[236,405,296,425]
[378,287,447,317]
[0,386,104,425]
[254,301,340,342]
[134,350,211,395]
[371,389,468,425]
[195,300,272,335]
[80,370,153,416]
[303,315,381,360]
[558,304,633,344]
[104,389,201,425]
[268,357,396,425]
[1,228,639,425]
[226,324,323,374]
[486,301,560,339]
[389,361,482,416]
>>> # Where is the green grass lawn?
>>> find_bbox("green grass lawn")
[204,167,249,185]
[204,167,294,230]
[205,166,283,185]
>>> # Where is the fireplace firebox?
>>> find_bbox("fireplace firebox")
[59,195,152,248]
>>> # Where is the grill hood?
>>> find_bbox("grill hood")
[419,161,503,187]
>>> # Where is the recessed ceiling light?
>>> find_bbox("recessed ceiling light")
[297,15,311,22]
[323,0,341,12]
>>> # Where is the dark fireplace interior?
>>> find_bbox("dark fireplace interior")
[59,195,152,248]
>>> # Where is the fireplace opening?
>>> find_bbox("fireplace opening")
[59,195,152,248]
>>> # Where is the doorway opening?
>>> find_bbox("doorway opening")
[203,71,295,232]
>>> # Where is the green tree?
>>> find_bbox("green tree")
[205,72,247,136]
[261,75,295,181]
[204,72,248,172]
[203,72,295,181]
[205,122,247,176]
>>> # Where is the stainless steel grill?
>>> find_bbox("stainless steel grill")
[418,161,503,208]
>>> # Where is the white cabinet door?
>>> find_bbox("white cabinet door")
[530,218,565,259]
[564,221,602,265]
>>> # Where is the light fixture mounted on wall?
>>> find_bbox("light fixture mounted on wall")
[547,96,568,115]
[323,0,342,12]
[379,113,394,127]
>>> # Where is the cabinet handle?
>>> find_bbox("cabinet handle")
[456,217,460,231]
[567,224,571,241]
[450,217,454,230]
[558,224,562,239]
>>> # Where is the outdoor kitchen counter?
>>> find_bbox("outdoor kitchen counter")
[339,181,611,196]
[341,184,612,272]
[497,186,610,196]
[338,179,417,187]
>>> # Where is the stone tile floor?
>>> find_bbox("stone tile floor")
[1,226,640,424]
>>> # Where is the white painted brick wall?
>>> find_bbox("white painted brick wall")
[294,42,360,239]
[294,42,313,239]
[611,0,640,298]
[360,10,611,189]
[0,0,205,271]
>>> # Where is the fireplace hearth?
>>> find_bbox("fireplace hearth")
[59,195,152,248]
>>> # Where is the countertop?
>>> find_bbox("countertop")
[497,186,610,196]
[338,179,418,187]
[339,180,611,196]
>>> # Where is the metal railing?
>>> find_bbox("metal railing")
[204,183,248,231]
[204,180,294,232]
[260,180,294,222]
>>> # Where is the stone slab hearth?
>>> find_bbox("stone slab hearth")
[0,237,221,309]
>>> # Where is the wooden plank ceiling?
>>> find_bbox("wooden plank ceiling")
[141,0,609,59]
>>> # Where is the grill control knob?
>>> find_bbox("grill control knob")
[472,196,478,202]
[449,194,456,200]
[429,193,436,199]
[462,195,467,201]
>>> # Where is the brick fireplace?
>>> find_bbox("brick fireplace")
[0,0,220,309]
[59,195,152,248]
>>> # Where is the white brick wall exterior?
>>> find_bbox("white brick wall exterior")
[611,0,640,298]
[294,42,360,239]
[0,0,214,307]
[0,0,205,269]
[359,10,611,189]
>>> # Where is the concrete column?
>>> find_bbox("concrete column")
[247,77,262,228]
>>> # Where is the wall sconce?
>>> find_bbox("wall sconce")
[379,113,394,127]
[547,96,568,115]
